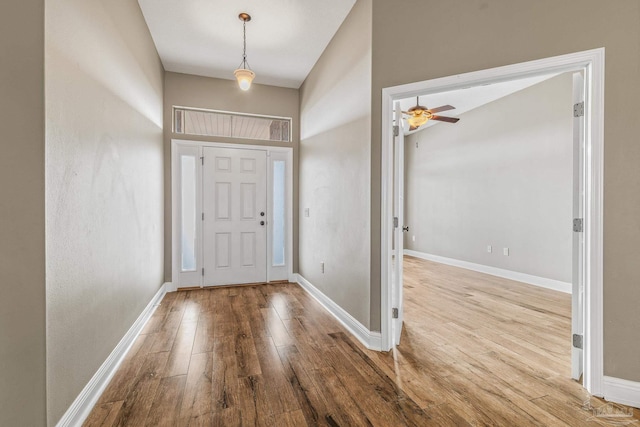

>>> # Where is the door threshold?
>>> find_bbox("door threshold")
[176,286,201,292]
[178,280,292,292]
[203,281,267,289]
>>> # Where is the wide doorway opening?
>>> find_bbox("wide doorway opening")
[381,49,605,397]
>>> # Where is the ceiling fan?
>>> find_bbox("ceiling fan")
[403,97,460,131]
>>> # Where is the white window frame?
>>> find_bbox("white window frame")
[267,151,290,281]
[173,106,293,143]
[172,144,203,288]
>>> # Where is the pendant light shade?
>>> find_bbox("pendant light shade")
[234,13,255,91]
[234,68,255,91]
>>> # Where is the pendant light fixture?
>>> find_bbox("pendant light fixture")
[234,12,255,91]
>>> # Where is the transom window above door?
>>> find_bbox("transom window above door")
[173,107,291,142]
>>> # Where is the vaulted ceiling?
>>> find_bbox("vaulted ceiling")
[138,0,559,126]
[138,0,356,88]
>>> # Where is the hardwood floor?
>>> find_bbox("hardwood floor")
[84,257,640,426]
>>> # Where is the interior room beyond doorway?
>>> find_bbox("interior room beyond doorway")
[397,70,580,388]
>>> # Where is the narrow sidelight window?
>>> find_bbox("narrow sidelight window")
[272,160,286,266]
[181,155,197,271]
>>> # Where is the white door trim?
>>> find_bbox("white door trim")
[171,139,294,289]
[380,48,605,397]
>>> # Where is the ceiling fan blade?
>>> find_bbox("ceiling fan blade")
[409,125,418,131]
[431,115,460,123]
[402,111,410,115]
[427,105,455,114]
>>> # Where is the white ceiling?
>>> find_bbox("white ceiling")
[138,0,356,89]
[399,73,559,135]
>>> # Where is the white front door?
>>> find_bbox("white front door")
[202,146,267,286]
[392,102,405,346]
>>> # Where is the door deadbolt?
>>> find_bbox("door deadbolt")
[260,221,265,226]
[260,212,265,217]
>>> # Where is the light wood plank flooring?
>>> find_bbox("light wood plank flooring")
[84,257,639,426]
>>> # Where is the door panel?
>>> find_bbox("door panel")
[571,72,585,380]
[215,233,231,268]
[215,182,231,219]
[241,183,256,219]
[241,232,256,266]
[203,147,267,286]
[392,103,405,346]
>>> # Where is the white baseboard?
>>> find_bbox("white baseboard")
[404,249,572,294]
[165,281,177,292]
[603,376,640,409]
[55,283,168,427]
[294,274,382,351]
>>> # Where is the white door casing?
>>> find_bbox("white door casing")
[571,71,586,380]
[392,102,405,346]
[202,146,267,286]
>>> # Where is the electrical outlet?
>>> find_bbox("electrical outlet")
[503,247,509,256]
[487,245,492,253]
[304,208,310,217]
[321,262,325,273]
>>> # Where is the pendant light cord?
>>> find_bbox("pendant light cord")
[243,19,247,67]
[239,18,251,70]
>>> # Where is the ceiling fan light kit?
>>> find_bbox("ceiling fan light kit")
[234,12,255,91]
[403,97,460,130]
[406,114,428,128]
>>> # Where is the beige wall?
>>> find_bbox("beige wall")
[371,0,640,381]
[0,1,46,426]
[45,0,165,424]
[405,74,573,282]
[163,72,300,281]
[299,0,372,327]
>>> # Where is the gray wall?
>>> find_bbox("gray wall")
[299,0,372,327]
[163,72,300,281]
[0,1,46,425]
[371,0,640,381]
[45,0,165,424]
[404,74,573,283]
